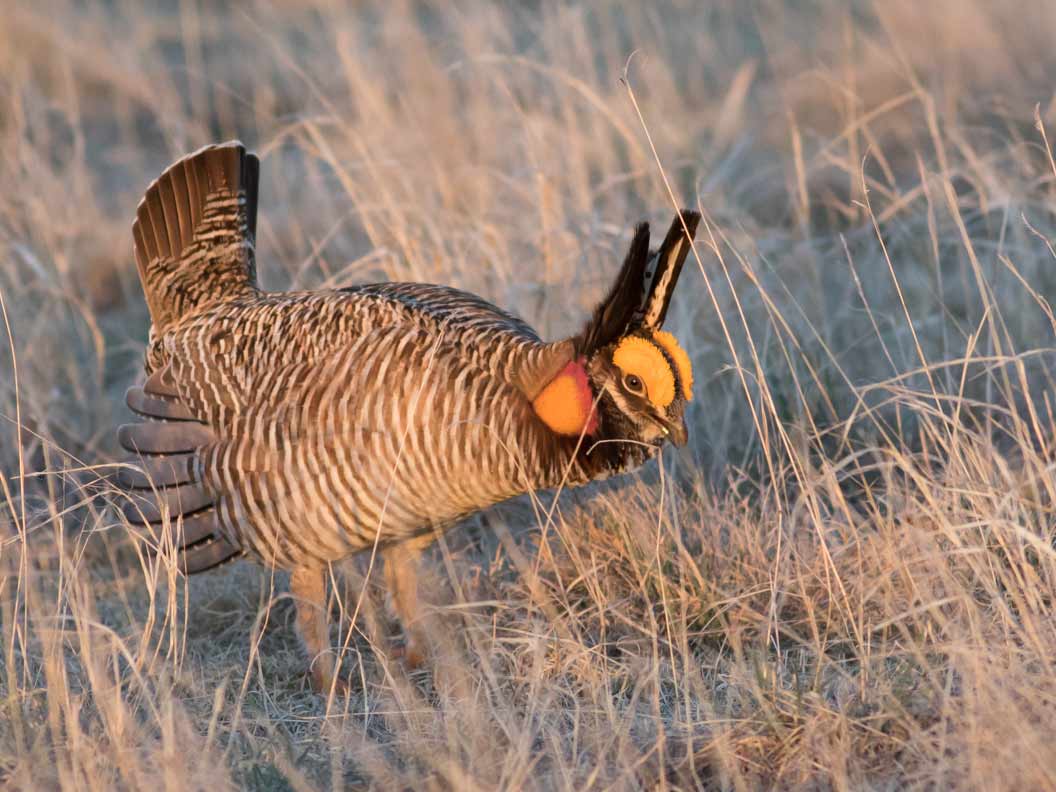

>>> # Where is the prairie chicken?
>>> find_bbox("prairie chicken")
[117,141,699,694]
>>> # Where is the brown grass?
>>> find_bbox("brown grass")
[3,1,1056,789]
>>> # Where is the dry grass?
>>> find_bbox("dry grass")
[3,1,1056,789]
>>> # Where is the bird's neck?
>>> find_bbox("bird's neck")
[528,361,655,490]
[530,359,598,437]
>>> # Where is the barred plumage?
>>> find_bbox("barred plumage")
[118,141,700,693]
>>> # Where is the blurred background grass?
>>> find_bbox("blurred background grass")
[3,1,1056,789]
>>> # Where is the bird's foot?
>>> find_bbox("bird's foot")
[309,660,351,698]
[390,637,427,670]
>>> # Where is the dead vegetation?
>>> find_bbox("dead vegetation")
[3,1,1056,789]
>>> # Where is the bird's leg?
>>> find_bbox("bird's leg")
[383,536,434,669]
[290,566,347,695]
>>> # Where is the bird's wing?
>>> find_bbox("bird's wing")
[345,283,575,400]
[345,282,542,341]
[196,323,532,564]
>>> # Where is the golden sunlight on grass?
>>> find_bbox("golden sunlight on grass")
[3,1,1056,789]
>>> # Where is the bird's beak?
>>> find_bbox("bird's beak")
[660,417,688,448]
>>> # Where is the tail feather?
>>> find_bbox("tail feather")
[179,531,242,574]
[132,141,259,333]
[121,143,257,574]
[117,421,214,455]
[125,386,197,421]
[143,368,181,398]
[116,452,196,489]
[166,511,218,547]
[121,481,213,525]
[244,149,260,241]
[117,366,243,573]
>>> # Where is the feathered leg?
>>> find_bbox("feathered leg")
[384,537,434,668]
[290,566,347,695]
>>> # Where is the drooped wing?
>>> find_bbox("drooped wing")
[345,282,574,400]
[346,282,542,340]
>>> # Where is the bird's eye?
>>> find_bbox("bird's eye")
[623,374,645,394]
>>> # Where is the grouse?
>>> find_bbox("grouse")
[117,141,699,694]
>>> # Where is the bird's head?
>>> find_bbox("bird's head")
[531,210,699,457]
[585,328,693,448]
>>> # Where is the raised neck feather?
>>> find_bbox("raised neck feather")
[530,359,598,437]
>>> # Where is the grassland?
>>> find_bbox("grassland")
[3,1,1056,789]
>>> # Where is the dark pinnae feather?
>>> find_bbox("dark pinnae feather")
[637,209,700,330]
[579,209,700,353]
[579,222,651,354]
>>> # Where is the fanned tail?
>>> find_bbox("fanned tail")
[132,141,259,335]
